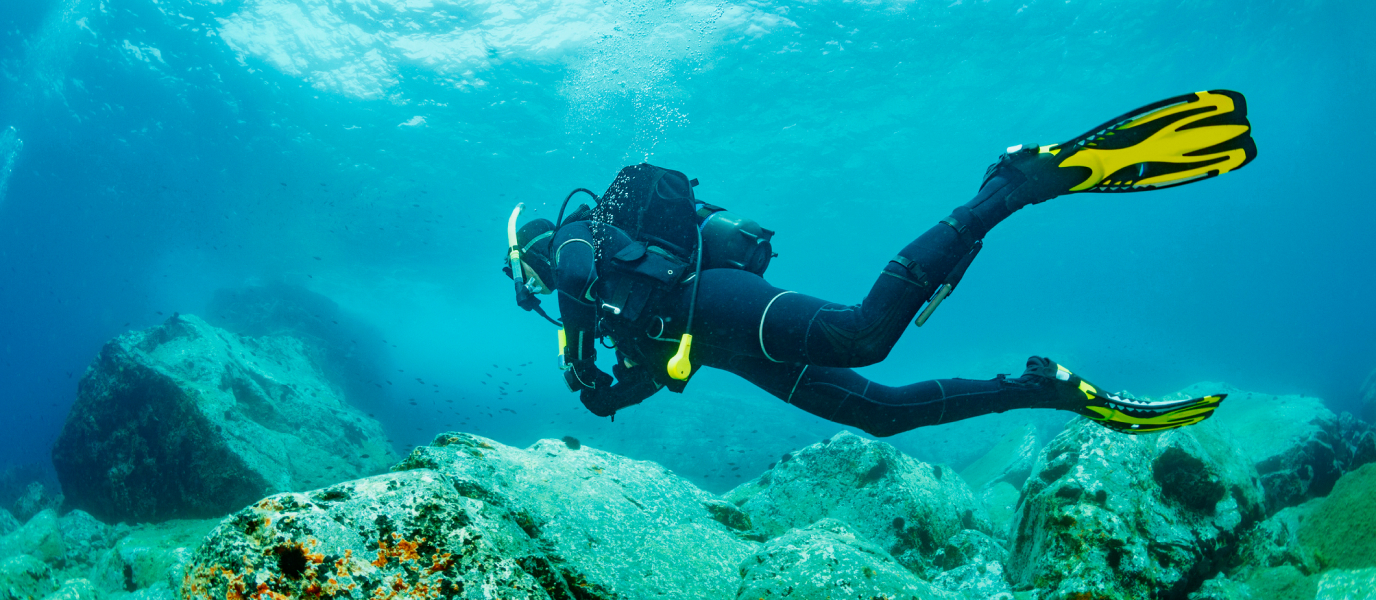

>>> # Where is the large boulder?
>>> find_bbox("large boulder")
[1296,462,1376,570]
[0,554,55,600]
[0,511,15,538]
[1172,383,1375,511]
[184,432,759,599]
[1317,568,1376,600]
[9,483,61,524]
[182,469,555,600]
[736,519,954,600]
[52,314,397,523]
[1009,418,1264,598]
[723,431,991,574]
[89,517,219,597]
[1185,462,1376,600]
[204,282,394,415]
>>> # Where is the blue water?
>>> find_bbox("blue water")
[1,0,1373,478]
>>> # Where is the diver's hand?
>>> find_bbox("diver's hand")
[563,358,611,392]
[579,362,658,418]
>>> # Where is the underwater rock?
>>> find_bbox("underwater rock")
[89,517,218,596]
[725,431,990,573]
[205,282,394,415]
[1009,418,1264,598]
[1189,566,1318,600]
[1316,567,1376,600]
[186,433,757,599]
[929,529,1013,599]
[54,510,116,571]
[182,469,554,600]
[734,518,953,600]
[401,432,758,598]
[979,481,1022,537]
[52,314,397,523]
[0,554,55,600]
[0,510,16,537]
[0,509,63,563]
[1235,503,1320,575]
[1297,462,1376,570]
[10,482,61,524]
[44,577,100,600]
[958,423,1038,493]
[1176,382,1375,512]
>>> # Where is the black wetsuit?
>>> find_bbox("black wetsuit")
[552,158,1067,437]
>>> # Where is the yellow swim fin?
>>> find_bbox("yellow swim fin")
[1027,357,1227,434]
[1036,89,1258,193]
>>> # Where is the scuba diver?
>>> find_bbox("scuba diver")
[503,90,1256,437]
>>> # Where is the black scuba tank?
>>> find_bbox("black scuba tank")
[696,203,775,276]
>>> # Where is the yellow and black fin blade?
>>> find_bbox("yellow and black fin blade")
[1046,90,1257,193]
[1074,392,1227,435]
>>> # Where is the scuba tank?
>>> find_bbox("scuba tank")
[696,203,775,276]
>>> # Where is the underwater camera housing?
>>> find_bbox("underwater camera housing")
[696,203,775,276]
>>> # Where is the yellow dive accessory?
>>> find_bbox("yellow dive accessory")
[1041,89,1257,193]
[667,334,693,380]
[557,328,568,370]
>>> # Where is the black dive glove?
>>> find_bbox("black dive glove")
[579,360,658,418]
[564,358,611,393]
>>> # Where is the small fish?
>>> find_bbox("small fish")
[561,436,581,450]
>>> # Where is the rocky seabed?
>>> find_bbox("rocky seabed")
[5,316,1375,599]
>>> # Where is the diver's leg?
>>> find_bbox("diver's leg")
[702,352,1066,438]
[683,154,1065,369]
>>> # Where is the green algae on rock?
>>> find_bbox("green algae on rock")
[1298,462,1376,570]
[52,314,398,523]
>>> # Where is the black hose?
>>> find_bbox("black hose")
[556,188,599,227]
[685,219,704,339]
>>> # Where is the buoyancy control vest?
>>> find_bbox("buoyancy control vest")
[545,163,776,383]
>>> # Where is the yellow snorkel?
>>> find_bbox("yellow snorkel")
[507,202,525,286]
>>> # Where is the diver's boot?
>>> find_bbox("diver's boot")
[946,146,1077,241]
[1019,356,1227,434]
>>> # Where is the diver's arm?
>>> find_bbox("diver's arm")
[579,358,661,417]
[557,294,603,391]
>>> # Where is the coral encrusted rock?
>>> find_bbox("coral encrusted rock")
[52,314,397,523]
[1009,418,1264,598]
[184,432,758,600]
